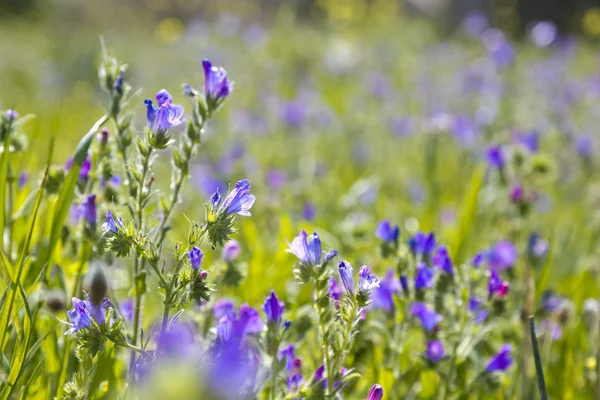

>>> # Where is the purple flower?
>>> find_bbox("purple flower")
[528,233,549,258]
[462,11,488,37]
[281,100,307,128]
[302,202,316,221]
[432,246,453,275]
[515,130,539,153]
[121,298,134,321]
[400,274,409,294]
[468,296,488,323]
[358,266,380,292]
[215,179,255,217]
[486,345,513,372]
[222,240,241,262]
[157,323,196,358]
[202,59,232,102]
[266,169,286,191]
[17,172,28,189]
[488,241,518,271]
[376,220,400,243]
[279,345,296,372]
[313,364,325,382]
[101,210,123,234]
[114,70,125,95]
[80,195,97,227]
[482,29,515,68]
[485,144,505,169]
[5,109,18,120]
[144,89,185,133]
[530,21,557,47]
[415,262,435,290]
[65,297,109,335]
[323,249,338,265]
[488,270,509,297]
[329,277,343,303]
[235,304,263,336]
[367,384,384,400]
[66,155,92,180]
[411,302,442,331]
[214,299,236,320]
[338,261,355,293]
[575,136,593,158]
[287,230,322,267]
[425,340,445,362]
[408,232,436,258]
[541,290,562,312]
[188,246,203,270]
[373,269,401,312]
[263,290,285,323]
[510,184,524,203]
[472,252,485,268]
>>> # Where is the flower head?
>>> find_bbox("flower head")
[5,109,18,120]
[488,270,510,297]
[373,269,401,312]
[411,302,442,331]
[376,220,400,243]
[338,261,355,293]
[188,246,204,270]
[367,384,384,400]
[80,194,97,228]
[64,296,110,335]
[426,340,445,362]
[222,240,241,262]
[101,210,123,234]
[215,179,255,217]
[408,232,436,258]
[485,144,505,169]
[287,230,322,267]
[488,241,517,271]
[358,266,380,292]
[415,262,435,290]
[144,89,185,133]
[432,246,453,275]
[263,290,285,324]
[203,59,232,103]
[486,345,513,372]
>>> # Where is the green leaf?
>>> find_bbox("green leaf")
[0,119,13,252]
[530,317,548,400]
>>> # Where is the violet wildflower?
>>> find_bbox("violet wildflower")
[313,364,325,382]
[468,296,488,323]
[367,384,384,400]
[329,277,343,303]
[156,323,196,358]
[263,290,285,324]
[488,241,517,271]
[287,230,322,267]
[485,144,505,169]
[214,179,256,217]
[302,202,316,221]
[462,11,488,37]
[515,130,539,153]
[121,298,134,321]
[202,59,232,104]
[376,220,400,243]
[373,269,401,312]
[338,261,355,293]
[279,345,296,372]
[222,239,241,262]
[5,109,18,120]
[408,232,436,258]
[400,274,409,294]
[266,169,286,191]
[214,299,236,320]
[101,210,123,234]
[188,246,204,270]
[488,270,509,297]
[114,69,125,95]
[472,252,485,268]
[17,172,28,189]
[528,233,549,258]
[432,246,453,275]
[575,136,593,158]
[144,89,185,133]
[530,21,557,47]
[510,184,524,204]
[415,262,435,290]
[411,302,442,331]
[482,29,515,68]
[323,249,338,265]
[425,340,445,362]
[541,290,563,312]
[66,155,92,180]
[80,194,97,228]
[65,298,91,334]
[358,266,380,292]
[486,345,513,372]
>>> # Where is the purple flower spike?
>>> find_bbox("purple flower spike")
[188,246,204,270]
[367,384,384,400]
[426,340,445,362]
[144,89,185,133]
[338,261,355,293]
[203,59,232,102]
[485,144,505,169]
[376,220,400,243]
[287,230,322,267]
[410,302,442,331]
[263,290,285,323]
[415,262,435,290]
[218,179,255,217]
[486,345,513,372]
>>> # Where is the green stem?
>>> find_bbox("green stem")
[6,164,13,263]
[529,317,548,400]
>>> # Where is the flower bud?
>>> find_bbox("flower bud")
[367,384,384,400]
[45,290,67,313]
[85,263,109,306]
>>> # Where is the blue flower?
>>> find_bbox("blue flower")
[400,274,409,294]
[114,70,125,95]
[279,344,296,372]
[373,269,401,312]
[144,89,185,133]
[432,246,453,275]
[329,277,343,303]
[188,246,203,270]
[472,252,485,268]
[410,302,442,331]
[203,59,232,102]
[485,144,505,169]
[222,240,241,262]
[375,220,400,243]
[468,296,488,323]
[80,194,97,227]
[66,155,92,180]
[486,345,513,372]
[415,262,435,290]
[102,210,123,234]
[64,297,109,335]
[263,290,285,323]
[488,270,509,297]
[5,109,18,120]
[338,261,355,293]
[408,232,436,258]
[425,340,445,362]
[367,384,384,400]
[515,130,539,153]
[358,266,380,292]
[215,179,256,217]
[287,230,322,267]
[488,241,517,271]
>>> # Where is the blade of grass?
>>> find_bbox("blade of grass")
[529,316,548,400]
